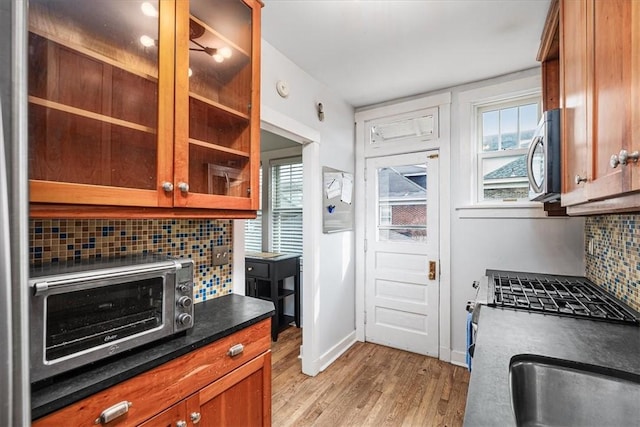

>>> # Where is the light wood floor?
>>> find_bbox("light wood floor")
[271,327,470,427]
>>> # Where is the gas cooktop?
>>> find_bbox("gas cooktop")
[486,270,639,326]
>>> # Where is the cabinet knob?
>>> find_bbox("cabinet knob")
[190,412,202,424]
[610,154,621,168]
[574,175,587,185]
[176,421,187,427]
[162,182,174,192]
[178,182,189,193]
[618,149,640,165]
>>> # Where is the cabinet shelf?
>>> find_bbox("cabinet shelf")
[188,92,250,121]
[29,96,157,135]
[29,25,158,82]
[189,15,249,58]
[189,138,250,157]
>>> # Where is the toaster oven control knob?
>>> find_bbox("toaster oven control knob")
[178,283,191,293]
[177,296,193,308]
[178,313,192,325]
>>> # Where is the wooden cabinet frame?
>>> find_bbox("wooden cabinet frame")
[28,0,262,219]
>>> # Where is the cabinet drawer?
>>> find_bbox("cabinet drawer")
[246,261,269,278]
[33,319,271,427]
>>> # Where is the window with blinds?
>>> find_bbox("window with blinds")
[271,158,303,260]
[244,166,262,252]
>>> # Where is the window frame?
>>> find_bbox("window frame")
[455,75,547,218]
[474,95,542,205]
[269,156,304,258]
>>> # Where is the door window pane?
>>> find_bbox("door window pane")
[377,164,427,242]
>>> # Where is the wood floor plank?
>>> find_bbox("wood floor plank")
[271,328,470,427]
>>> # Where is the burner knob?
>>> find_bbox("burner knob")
[178,296,192,308]
[178,313,192,325]
[466,301,476,313]
[472,281,479,289]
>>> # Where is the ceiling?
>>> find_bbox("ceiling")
[262,0,550,108]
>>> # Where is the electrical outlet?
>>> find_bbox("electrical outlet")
[212,245,229,266]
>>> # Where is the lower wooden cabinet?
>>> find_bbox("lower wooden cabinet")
[33,319,271,427]
[139,352,271,427]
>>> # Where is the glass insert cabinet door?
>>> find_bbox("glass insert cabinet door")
[28,0,261,212]
[28,0,172,207]
[174,0,259,209]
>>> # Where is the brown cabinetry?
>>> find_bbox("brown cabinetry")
[558,0,640,214]
[33,319,271,426]
[28,0,261,218]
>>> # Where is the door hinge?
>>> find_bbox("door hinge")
[364,239,367,252]
[427,153,439,159]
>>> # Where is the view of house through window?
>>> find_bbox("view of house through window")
[478,97,540,202]
[244,158,303,264]
[378,164,427,242]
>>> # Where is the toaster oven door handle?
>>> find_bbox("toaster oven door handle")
[32,262,180,296]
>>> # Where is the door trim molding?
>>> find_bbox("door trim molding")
[235,106,323,376]
[355,92,452,362]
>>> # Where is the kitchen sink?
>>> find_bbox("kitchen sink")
[509,354,640,427]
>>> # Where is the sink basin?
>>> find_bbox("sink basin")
[509,354,640,427]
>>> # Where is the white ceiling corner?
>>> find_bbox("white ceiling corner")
[261,0,550,108]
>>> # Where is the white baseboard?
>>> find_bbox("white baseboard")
[450,350,469,369]
[318,331,357,372]
[438,346,451,363]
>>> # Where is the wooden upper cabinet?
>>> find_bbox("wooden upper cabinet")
[27,0,262,218]
[560,0,591,205]
[559,0,640,213]
[589,0,630,200]
[631,0,640,193]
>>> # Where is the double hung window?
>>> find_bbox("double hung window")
[476,96,541,203]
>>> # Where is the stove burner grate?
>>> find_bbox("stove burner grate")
[490,273,638,325]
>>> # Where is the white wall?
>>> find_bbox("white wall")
[261,40,357,373]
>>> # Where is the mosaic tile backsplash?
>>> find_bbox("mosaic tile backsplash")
[29,219,233,303]
[585,214,640,312]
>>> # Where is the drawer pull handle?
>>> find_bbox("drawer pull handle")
[94,401,132,425]
[228,343,244,357]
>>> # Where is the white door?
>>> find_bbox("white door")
[365,151,439,356]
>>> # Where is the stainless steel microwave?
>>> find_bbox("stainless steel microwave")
[527,108,561,202]
[29,255,194,383]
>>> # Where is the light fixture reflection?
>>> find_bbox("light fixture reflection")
[219,47,232,59]
[188,68,193,77]
[139,35,155,47]
[212,53,224,63]
[141,2,159,18]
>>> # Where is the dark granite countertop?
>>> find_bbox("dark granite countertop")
[31,294,275,420]
[463,305,640,427]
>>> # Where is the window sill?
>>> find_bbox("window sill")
[455,203,553,219]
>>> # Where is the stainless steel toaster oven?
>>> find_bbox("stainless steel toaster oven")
[29,255,194,383]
